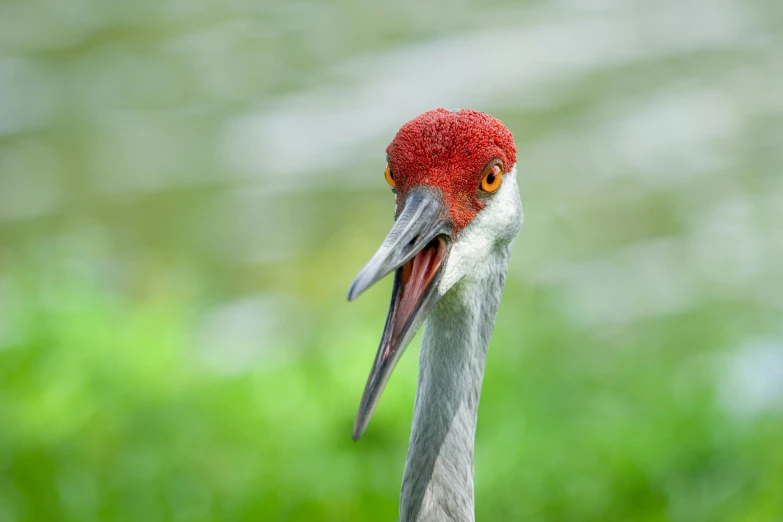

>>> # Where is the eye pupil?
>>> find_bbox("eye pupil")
[486,173,495,184]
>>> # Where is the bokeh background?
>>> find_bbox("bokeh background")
[1,0,782,520]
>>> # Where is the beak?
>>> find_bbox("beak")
[347,188,452,440]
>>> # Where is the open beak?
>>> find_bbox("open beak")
[347,188,451,440]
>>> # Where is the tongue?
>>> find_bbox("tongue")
[398,245,437,325]
[381,240,442,362]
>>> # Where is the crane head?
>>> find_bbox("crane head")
[347,108,523,440]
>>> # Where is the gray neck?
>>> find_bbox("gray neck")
[400,246,512,522]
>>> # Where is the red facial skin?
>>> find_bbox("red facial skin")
[386,109,516,233]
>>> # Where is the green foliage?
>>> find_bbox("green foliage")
[0,261,781,521]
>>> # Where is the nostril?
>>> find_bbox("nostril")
[408,235,420,248]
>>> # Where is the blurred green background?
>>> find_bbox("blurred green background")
[1,0,782,520]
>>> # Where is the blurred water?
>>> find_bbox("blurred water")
[0,1,778,251]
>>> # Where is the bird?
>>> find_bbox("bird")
[347,108,524,522]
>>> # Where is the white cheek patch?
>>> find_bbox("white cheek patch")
[438,166,524,295]
[438,169,524,296]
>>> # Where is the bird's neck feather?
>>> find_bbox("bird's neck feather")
[400,244,512,522]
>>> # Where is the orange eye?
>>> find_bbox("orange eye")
[480,164,503,193]
[384,163,396,188]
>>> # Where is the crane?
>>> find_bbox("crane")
[347,108,523,522]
